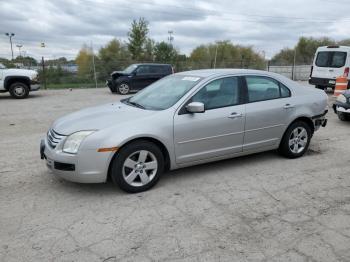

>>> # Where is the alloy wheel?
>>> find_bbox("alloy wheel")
[119,83,129,94]
[122,150,158,187]
[288,127,308,154]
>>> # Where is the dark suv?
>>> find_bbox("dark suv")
[107,63,174,94]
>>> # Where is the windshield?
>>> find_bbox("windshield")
[123,64,138,74]
[126,75,202,110]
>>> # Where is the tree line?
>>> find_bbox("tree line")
[75,17,267,81]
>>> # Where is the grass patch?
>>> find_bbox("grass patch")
[44,82,106,89]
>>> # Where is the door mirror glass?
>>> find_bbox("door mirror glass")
[186,102,205,113]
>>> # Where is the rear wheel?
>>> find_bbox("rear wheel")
[111,140,164,193]
[279,121,312,158]
[337,111,350,121]
[117,82,130,95]
[9,82,29,99]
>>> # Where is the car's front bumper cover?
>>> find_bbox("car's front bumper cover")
[40,138,112,183]
[312,110,328,130]
[333,101,350,114]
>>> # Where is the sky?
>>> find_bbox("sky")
[1,0,350,60]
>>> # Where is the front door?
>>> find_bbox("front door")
[174,76,245,164]
[132,65,153,90]
[243,75,295,151]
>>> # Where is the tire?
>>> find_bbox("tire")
[279,121,312,159]
[9,82,29,99]
[117,82,130,95]
[111,140,164,193]
[337,111,350,121]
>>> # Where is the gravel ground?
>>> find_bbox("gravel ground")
[1,87,350,262]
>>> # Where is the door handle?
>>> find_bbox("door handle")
[283,104,295,109]
[228,112,243,119]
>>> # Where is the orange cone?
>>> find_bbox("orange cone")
[333,76,348,97]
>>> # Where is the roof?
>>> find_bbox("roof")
[317,45,350,51]
[176,69,274,78]
[133,63,172,66]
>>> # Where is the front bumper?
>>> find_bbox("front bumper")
[312,110,328,130]
[30,80,41,91]
[106,79,116,92]
[40,138,112,183]
[333,101,350,114]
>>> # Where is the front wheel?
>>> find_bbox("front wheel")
[117,82,130,95]
[279,121,312,159]
[111,140,164,193]
[9,82,29,99]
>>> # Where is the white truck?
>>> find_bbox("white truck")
[0,63,40,99]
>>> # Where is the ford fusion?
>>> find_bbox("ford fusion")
[41,69,328,193]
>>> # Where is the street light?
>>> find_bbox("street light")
[168,30,174,45]
[16,44,23,57]
[5,33,15,60]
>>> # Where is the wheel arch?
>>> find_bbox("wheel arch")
[107,136,171,181]
[4,76,30,90]
[279,116,315,148]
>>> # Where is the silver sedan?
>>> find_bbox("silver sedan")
[41,69,328,193]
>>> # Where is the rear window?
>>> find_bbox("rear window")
[315,51,347,68]
[149,65,172,74]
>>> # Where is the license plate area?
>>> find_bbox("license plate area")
[329,80,336,84]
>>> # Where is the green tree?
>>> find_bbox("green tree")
[190,41,265,69]
[270,48,295,65]
[127,17,149,61]
[154,42,178,63]
[75,44,94,81]
[271,37,336,65]
[98,39,131,79]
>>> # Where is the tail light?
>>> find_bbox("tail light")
[310,66,313,78]
[344,67,349,77]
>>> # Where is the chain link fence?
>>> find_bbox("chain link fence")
[18,59,312,88]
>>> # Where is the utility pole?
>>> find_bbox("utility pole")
[16,44,23,66]
[292,48,296,80]
[5,33,15,60]
[91,42,98,89]
[41,42,46,89]
[168,30,174,46]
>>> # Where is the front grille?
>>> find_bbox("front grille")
[47,129,66,149]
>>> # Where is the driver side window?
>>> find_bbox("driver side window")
[191,77,240,110]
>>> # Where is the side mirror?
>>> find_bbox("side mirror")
[186,102,205,113]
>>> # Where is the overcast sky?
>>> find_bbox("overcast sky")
[0,0,349,60]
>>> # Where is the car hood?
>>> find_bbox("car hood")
[3,68,38,78]
[111,71,130,78]
[51,102,156,135]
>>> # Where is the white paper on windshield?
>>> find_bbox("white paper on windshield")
[182,76,200,81]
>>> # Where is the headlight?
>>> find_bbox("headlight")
[62,131,95,154]
[336,94,347,103]
[31,73,39,81]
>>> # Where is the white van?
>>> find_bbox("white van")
[309,46,350,90]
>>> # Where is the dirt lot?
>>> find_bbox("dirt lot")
[1,87,350,262]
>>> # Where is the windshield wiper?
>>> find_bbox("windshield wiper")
[127,100,145,109]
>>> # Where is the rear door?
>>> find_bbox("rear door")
[243,75,294,151]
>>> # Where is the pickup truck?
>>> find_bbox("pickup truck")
[0,63,40,99]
